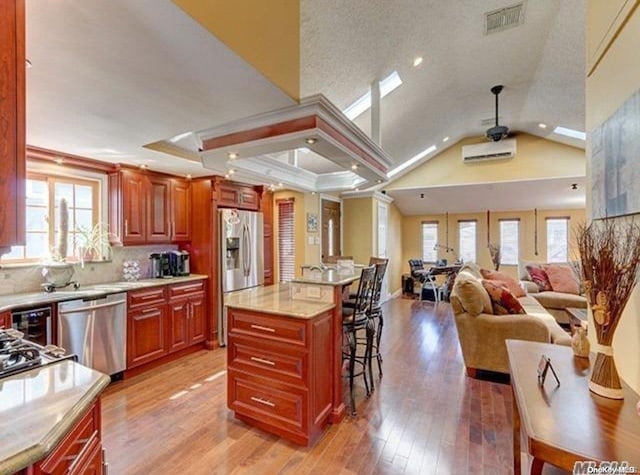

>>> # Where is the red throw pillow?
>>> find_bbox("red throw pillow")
[480,269,525,297]
[481,280,526,315]
[526,265,552,291]
[542,264,580,295]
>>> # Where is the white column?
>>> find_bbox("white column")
[371,79,381,146]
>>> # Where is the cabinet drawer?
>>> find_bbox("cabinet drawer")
[128,287,166,308]
[228,336,306,385]
[228,370,304,432]
[228,310,307,347]
[168,280,205,299]
[37,401,100,474]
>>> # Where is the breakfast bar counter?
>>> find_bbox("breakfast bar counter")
[224,284,335,318]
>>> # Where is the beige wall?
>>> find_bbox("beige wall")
[173,0,300,100]
[402,208,586,279]
[586,1,640,392]
[343,197,374,265]
[387,133,585,191]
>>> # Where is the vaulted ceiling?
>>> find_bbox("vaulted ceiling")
[25,0,586,187]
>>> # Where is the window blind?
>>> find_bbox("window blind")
[278,199,295,282]
[499,220,519,265]
[458,220,477,263]
[546,217,569,263]
[421,221,438,262]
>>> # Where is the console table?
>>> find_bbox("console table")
[507,339,640,475]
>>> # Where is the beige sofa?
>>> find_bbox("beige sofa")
[518,261,587,324]
[451,264,571,376]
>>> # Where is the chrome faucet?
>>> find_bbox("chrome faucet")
[307,264,328,272]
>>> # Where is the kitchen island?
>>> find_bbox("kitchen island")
[225,269,360,445]
[0,361,110,475]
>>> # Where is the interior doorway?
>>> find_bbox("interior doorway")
[321,199,341,262]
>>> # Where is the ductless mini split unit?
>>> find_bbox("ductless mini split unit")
[462,138,516,163]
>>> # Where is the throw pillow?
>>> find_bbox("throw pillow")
[542,264,580,295]
[452,271,493,316]
[481,280,527,315]
[526,265,553,292]
[479,269,526,297]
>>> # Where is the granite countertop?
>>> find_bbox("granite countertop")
[0,274,208,312]
[0,361,110,474]
[292,268,361,286]
[224,284,335,319]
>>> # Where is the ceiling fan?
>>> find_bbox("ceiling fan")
[486,85,509,142]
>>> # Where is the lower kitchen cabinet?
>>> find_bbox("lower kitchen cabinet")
[227,308,333,446]
[168,287,206,353]
[27,399,104,475]
[127,303,167,369]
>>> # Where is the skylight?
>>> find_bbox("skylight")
[387,145,437,178]
[343,71,403,120]
[553,126,586,141]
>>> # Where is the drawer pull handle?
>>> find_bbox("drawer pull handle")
[141,308,157,314]
[250,356,276,366]
[250,396,275,408]
[250,324,275,333]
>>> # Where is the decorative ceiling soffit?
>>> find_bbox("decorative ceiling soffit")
[197,95,394,192]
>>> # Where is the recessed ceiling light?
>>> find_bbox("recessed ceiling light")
[351,164,358,170]
[311,191,317,195]
[228,169,235,175]
[54,158,64,165]
[224,173,230,179]
[278,182,283,187]
[305,138,317,145]
[442,136,449,143]
[228,152,239,160]
[343,70,403,120]
[554,126,586,140]
[139,164,148,170]
[413,57,423,67]
[355,188,360,191]
[538,123,547,129]
[376,179,382,184]
[186,174,192,179]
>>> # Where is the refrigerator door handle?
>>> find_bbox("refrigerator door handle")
[242,223,249,277]
[246,224,252,276]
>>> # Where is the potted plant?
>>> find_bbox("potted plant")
[76,222,113,266]
[575,219,640,399]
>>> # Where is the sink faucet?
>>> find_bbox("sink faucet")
[307,264,328,272]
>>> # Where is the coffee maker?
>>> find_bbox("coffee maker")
[149,252,171,278]
[168,250,190,276]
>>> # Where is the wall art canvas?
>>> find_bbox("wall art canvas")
[591,88,640,219]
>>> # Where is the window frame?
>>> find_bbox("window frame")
[3,172,100,263]
[499,218,520,266]
[421,221,439,263]
[458,219,477,263]
[546,217,570,263]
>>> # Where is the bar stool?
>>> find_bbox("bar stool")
[368,260,388,380]
[342,265,376,416]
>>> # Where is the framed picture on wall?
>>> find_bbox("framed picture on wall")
[307,213,318,232]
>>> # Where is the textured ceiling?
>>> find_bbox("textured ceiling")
[301,0,586,171]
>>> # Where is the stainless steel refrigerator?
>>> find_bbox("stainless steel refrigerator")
[218,209,264,346]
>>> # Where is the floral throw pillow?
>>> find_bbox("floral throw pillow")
[526,265,553,292]
[480,268,526,297]
[481,280,526,315]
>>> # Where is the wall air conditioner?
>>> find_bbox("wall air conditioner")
[462,138,516,163]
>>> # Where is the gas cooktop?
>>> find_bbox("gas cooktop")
[0,329,76,379]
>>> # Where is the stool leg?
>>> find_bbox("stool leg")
[376,314,384,377]
[348,332,357,415]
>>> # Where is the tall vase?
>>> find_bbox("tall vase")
[589,343,624,400]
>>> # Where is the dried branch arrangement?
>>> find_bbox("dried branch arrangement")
[575,219,640,399]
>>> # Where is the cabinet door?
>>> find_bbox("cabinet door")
[168,298,189,353]
[238,188,259,210]
[218,183,240,207]
[147,176,171,242]
[121,171,147,244]
[188,291,206,344]
[261,190,274,285]
[0,0,25,249]
[127,304,167,368]
[171,179,191,241]
[0,311,10,329]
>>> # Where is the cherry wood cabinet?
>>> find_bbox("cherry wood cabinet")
[0,0,25,251]
[0,310,11,329]
[227,308,333,446]
[109,168,191,245]
[146,175,171,242]
[28,399,104,475]
[126,287,168,369]
[217,182,260,210]
[167,281,206,353]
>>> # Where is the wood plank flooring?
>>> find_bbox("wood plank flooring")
[100,299,562,474]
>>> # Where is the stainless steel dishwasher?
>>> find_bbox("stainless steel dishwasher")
[58,292,127,377]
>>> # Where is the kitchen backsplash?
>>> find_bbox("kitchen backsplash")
[0,245,177,296]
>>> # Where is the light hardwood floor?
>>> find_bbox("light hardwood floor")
[100,298,560,474]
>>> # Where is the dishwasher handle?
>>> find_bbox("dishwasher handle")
[59,300,125,315]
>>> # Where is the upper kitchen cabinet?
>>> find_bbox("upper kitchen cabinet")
[0,0,25,251]
[215,179,260,211]
[109,168,191,245]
